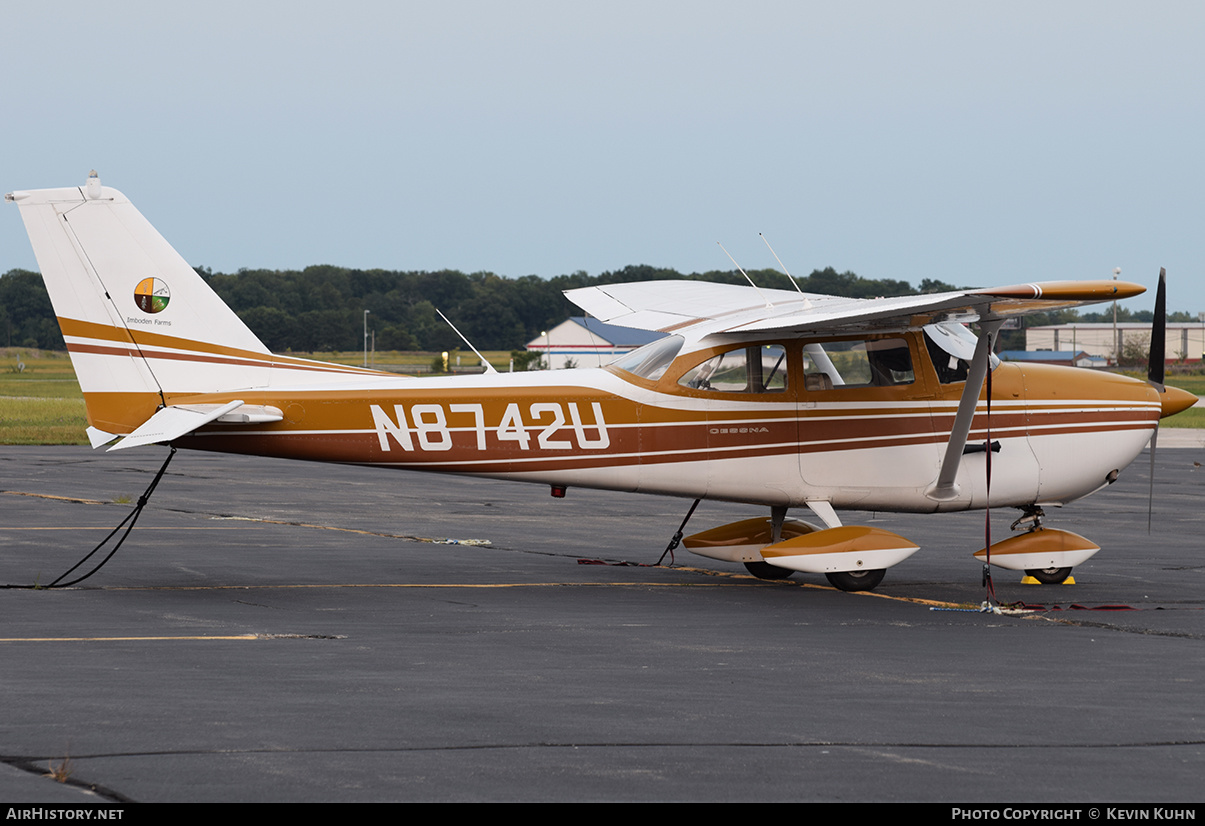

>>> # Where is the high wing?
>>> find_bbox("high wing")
[565,279,1146,337]
[566,275,1148,504]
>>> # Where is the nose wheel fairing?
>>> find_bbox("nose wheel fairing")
[972,526,1100,573]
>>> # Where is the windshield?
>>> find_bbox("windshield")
[608,335,683,381]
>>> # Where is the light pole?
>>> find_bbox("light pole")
[1112,268,1120,365]
[363,310,370,368]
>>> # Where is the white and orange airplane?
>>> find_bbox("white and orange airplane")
[7,173,1196,591]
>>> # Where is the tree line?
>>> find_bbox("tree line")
[3,262,1191,354]
[0,264,962,352]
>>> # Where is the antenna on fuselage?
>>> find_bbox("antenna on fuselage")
[759,233,804,294]
[717,242,773,308]
[578,314,610,368]
[436,308,498,375]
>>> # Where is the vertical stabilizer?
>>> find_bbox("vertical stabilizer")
[7,173,274,432]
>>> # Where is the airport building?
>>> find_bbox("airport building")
[525,317,664,370]
[999,350,1108,368]
[1026,322,1205,364]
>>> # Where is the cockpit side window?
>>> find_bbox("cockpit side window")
[923,323,998,384]
[802,338,914,389]
[924,331,970,383]
[679,344,788,393]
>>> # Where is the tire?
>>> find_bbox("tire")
[825,568,886,592]
[1025,566,1072,585]
[744,561,794,580]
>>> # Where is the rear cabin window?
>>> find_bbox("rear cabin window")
[802,339,914,390]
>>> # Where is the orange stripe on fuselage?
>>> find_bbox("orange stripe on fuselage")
[58,316,383,376]
[65,340,384,377]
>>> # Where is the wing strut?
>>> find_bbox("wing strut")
[926,320,1003,501]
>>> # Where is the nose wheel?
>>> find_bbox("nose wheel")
[975,507,1098,585]
[1025,566,1073,585]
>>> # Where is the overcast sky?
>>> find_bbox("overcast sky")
[3,1,1203,314]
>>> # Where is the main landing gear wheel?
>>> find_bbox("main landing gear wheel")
[1025,566,1073,585]
[744,561,794,580]
[825,568,886,592]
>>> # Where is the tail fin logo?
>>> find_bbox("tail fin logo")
[134,277,171,314]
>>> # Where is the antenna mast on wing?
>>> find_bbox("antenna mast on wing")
[717,242,773,308]
[436,309,498,375]
[759,233,804,294]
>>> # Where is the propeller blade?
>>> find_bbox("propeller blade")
[1148,267,1166,387]
[1146,267,1166,533]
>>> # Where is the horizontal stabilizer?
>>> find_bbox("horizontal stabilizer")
[175,402,284,424]
[109,399,246,452]
[86,426,119,449]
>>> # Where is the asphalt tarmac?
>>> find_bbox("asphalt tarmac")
[1,444,1202,803]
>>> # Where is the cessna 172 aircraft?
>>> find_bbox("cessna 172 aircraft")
[7,173,1196,591]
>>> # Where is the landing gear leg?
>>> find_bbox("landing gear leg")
[744,505,795,580]
[1011,505,1046,532]
[769,505,786,544]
